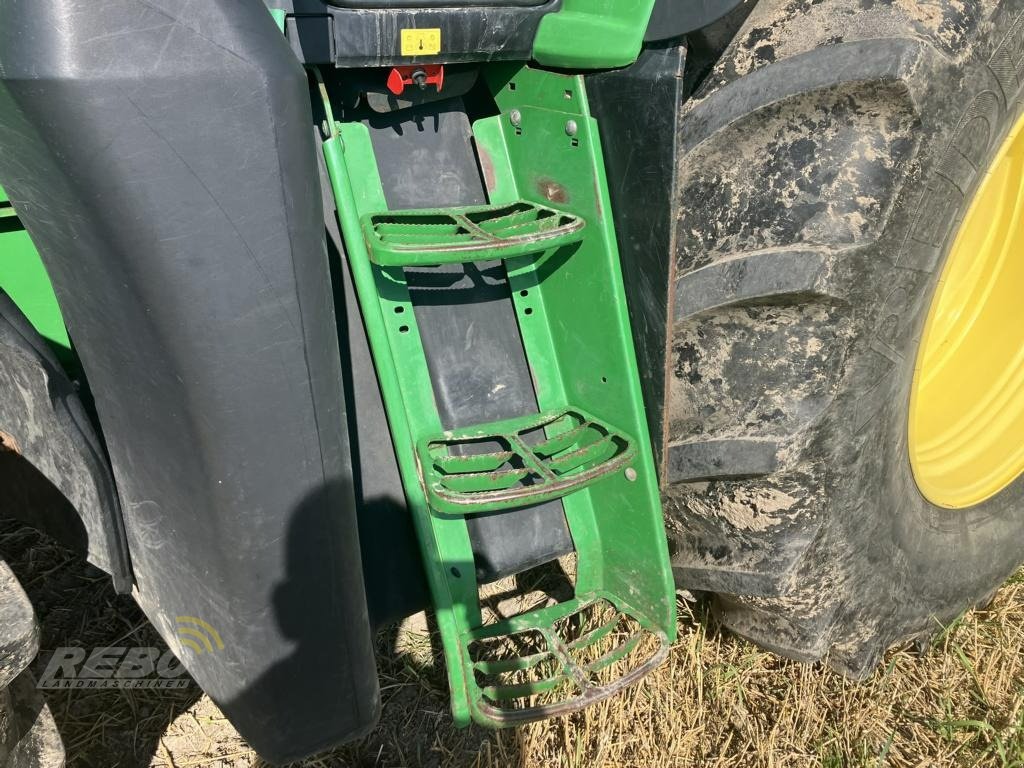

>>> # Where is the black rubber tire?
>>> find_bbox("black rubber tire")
[665,0,1024,675]
[0,561,63,768]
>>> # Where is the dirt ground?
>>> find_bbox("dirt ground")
[2,518,1023,768]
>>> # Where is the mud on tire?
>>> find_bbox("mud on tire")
[665,0,1024,675]
[0,560,63,767]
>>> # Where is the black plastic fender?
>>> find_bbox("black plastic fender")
[0,0,378,761]
[646,0,748,41]
[0,291,132,592]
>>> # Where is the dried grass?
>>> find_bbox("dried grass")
[3,520,1023,768]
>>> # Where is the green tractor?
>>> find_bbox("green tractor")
[1,0,1023,763]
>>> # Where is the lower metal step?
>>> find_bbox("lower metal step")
[465,593,669,726]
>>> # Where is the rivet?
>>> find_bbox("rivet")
[565,120,578,137]
[509,109,523,127]
[625,467,638,482]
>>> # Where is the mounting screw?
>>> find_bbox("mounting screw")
[565,120,578,137]
[509,109,523,127]
[625,467,638,482]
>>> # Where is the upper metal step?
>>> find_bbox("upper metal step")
[362,201,584,266]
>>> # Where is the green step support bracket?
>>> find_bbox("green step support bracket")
[318,63,676,728]
[533,0,656,69]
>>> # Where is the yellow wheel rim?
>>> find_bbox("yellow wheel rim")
[910,113,1024,509]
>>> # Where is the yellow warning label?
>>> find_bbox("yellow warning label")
[401,28,442,56]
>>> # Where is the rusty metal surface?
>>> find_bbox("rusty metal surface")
[0,431,21,455]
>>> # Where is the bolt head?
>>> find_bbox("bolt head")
[565,120,578,137]
[509,109,523,127]
[625,467,638,482]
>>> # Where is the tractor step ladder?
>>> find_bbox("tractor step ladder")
[318,64,676,728]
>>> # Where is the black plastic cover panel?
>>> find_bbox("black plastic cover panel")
[0,1,378,762]
[587,45,688,477]
[273,0,561,66]
[0,291,132,592]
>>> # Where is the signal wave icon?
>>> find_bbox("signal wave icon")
[175,616,225,655]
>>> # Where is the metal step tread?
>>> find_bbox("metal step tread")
[420,408,636,514]
[464,592,669,726]
[362,200,584,266]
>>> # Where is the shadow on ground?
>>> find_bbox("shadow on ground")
[0,517,522,768]
[0,518,202,767]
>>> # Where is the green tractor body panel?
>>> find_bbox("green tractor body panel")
[0,185,70,353]
[534,0,657,68]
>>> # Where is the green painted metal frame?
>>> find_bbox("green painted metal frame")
[533,0,656,69]
[319,63,675,727]
[0,185,71,353]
